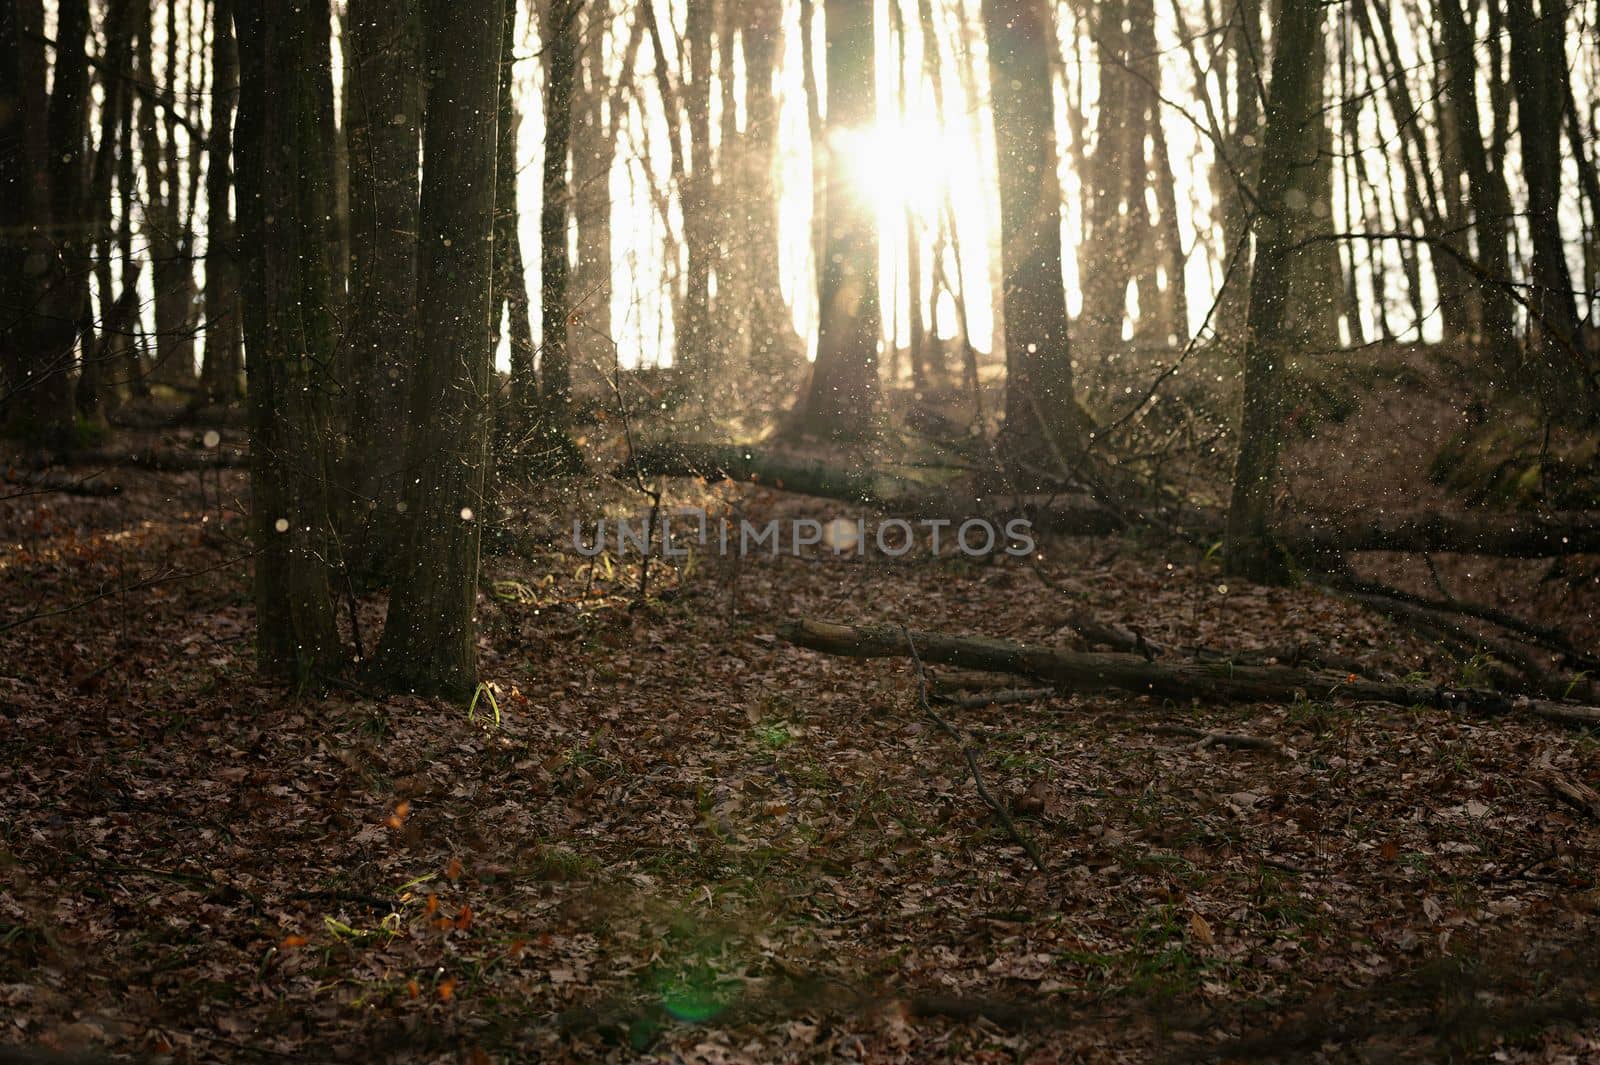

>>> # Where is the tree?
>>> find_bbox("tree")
[742,0,806,377]
[1504,0,1592,418]
[1,0,90,445]
[981,0,1087,472]
[234,0,345,679]
[538,0,580,427]
[342,0,421,577]
[372,0,504,698]
[1224,0,1327,583]
[802,0,882,438]
[1437,0,1515,369]
[200,0,242,408]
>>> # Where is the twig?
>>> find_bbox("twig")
[1144,724,1286,754]
[934,688,1059,709]
[902,626,1047,874]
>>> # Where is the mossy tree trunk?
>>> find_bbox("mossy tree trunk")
[373,0,503,699]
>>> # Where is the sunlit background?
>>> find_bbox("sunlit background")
[100,0,1600,374]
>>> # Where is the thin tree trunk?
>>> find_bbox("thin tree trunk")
[539,0,580,426]
[1438,0,1516,368]
[200,0,242,407]
[373,0,504,698]
[1224,0,1326,583]
[743,0,806,378]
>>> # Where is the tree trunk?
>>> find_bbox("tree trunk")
[234,0,345,680]
[1224,0,1326,583]
[571,1,618,377]
[538,0,579,426]
[3,0,90,444]
[200,0,242,408]
[743,0,806,378]
[981,0,1086,473]
[802,0,882,437]
[373,0,503,699]
[1504,0,1591,417]
[140,0,197,391]
[492,0,534,442]
[342,0,421,578]
[1438,0,1516,370]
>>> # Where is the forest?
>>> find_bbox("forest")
[2,0,1600,1059]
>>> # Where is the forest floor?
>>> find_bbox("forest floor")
[4,384,1600,1062]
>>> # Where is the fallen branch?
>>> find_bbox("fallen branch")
[1143,724,1286,754]
[934,688,1058,709]
[778,619,1600,728]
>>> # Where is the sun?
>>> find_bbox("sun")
[834,117,953,226]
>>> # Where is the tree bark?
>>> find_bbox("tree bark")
[1504,0,1591,417]
[802,0,883,437]
[743,0,806,378]
[342,0,421,576]
[200,0,242,407]
[1437,0,1516,370]
[373,0,504,699]
[779,618,1600,728]
[538,0,579,426]
[1224,0,1325,584]
[982,0,1087,474]
[234,0,345,680]
[139,0,197,391]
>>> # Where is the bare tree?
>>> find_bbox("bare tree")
[1224,0,1326,583]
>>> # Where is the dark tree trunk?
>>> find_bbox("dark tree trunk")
[981,0,1086,473]
[1224,0,1326,584]
[373,0,503,699]
[538,0,579,426]
[342,0,420,576]
[1504,0,1591,416]
[80,0,140,425]
[234,0,345,679]
[201,0,242,407]
[139,0,197,391]
[3,0,90,444]
[1438,0,1516,369]
[802,0,882,437]
[492,0,534,443]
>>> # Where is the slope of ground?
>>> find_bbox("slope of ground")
[2,449,1598,1062]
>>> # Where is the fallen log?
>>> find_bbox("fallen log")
[23,447,248,472]
[616,443,1156,535]
[778,618,1600,728]
[1281,510,1600,558]
[622,443,1600,558]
